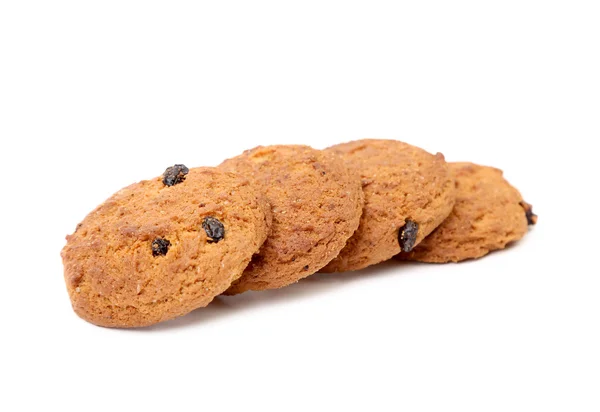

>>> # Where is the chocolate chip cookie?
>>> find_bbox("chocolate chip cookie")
[321,139,455,272]
[219,145,364,294]
[61,166,271,327]
[398,162,536,263]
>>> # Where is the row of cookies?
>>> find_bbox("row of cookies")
[61,139,536,328]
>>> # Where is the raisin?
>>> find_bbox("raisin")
[151,238,171,256]
[399,220,419,252]
[520,201,538,225]
[162,164,189,186]
[202,217,225,243]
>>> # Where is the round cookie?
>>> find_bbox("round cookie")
[398,162,537,263]
[321,139,455,273]
[219,145,364,294]
[61,166,271,328]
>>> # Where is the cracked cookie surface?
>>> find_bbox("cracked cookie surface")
[398,162,536,263]
[61,167,271,327]
[321,139,455,272]
[219,145,363,294]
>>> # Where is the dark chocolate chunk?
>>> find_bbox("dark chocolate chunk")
[162,164,189,186]
[202,217,225,243]
[520,201,538,225]
[303,265,309,271]
[151,238,171,256]
[399,220,419,252]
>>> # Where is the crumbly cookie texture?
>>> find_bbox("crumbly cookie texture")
[219,145,364,294]
[398,162,536,263]
[321,139,455,273]
[61,167,271,328]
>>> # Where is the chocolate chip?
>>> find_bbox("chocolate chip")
[162,164,189,186]
[303,265,309,271]
[399,220,419,252]
[151,238,171,256]
[202,217,225,243]
[520,201,538,225]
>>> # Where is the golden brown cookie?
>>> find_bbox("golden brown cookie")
[219,145,364,294]
[321,139,455,272]
[398,162,537,263]
[61,166,271,328]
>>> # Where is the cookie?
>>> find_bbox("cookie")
[219,145,364,294]
[320,139,455,272]
[398,162,537,263]
[61,166,271,328]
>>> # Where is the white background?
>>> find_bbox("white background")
[1,1,599,411]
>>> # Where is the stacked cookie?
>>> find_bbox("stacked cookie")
[61,140,537,328]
